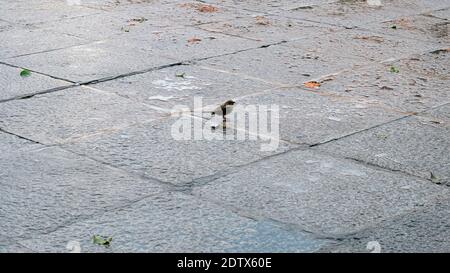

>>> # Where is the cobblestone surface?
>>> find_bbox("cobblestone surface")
[0,0,449,252]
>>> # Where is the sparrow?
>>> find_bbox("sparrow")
[210,100,236,130]
[211,100,236,118]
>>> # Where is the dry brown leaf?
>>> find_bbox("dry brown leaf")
[304,81,321,89]
[187,37,202,44]
[179,3,218,13]
[255,16,270,25]
[197,4,218,13]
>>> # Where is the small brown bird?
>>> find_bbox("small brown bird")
[211,100,236,130]
[211,100,236,119]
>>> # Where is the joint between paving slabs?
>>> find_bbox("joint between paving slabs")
[0,84,80,104]
[0,60,75,83]
[6,39,93,60]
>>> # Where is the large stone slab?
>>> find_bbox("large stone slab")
[320,198,450,253]
[7,40,175,82]
[0,27,90,59]
[365,14,449,45]
[16,191,330,253]
[232,88,403,145]
[315,104,450,185]
[110,0,257,27]
[198,42,368,86]
[286,28,440,63]
[198,15,339,43]
[0,0,100,25]
[317,50,450,112]
[0,86,167,144]
[32,11,144,41]
[114,25,263,62]
[281,0,450,28]
[198,25,439,79]
[0,135,167,239]
[63,116,294,184]
[0,63,71,101]
[193,149,449,235]
[198,0,334,13]
[92,64,276,110]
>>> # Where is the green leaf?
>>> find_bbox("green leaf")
[20,69,31,77]
[376,133,388,140]
[175,72,186,78]
[92,235,113,248]
[389,66,400,73]
[430,172,441,184]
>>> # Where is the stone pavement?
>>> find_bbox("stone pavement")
[0,0,449,253]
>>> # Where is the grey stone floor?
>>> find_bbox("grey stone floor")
[0,0,449,253]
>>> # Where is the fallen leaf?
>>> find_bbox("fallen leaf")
[376,133,388,140]
[430,172,441,184]
[353,35,384,43]
[197,4,218,13]
[304,81,321,89]
[389,66,400,73]
[92,235,112,248]
[302,53,319,60]
[20,69,31,77]
[255,16,270,26]
[187,37,202,44]
[179,3,218,13]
